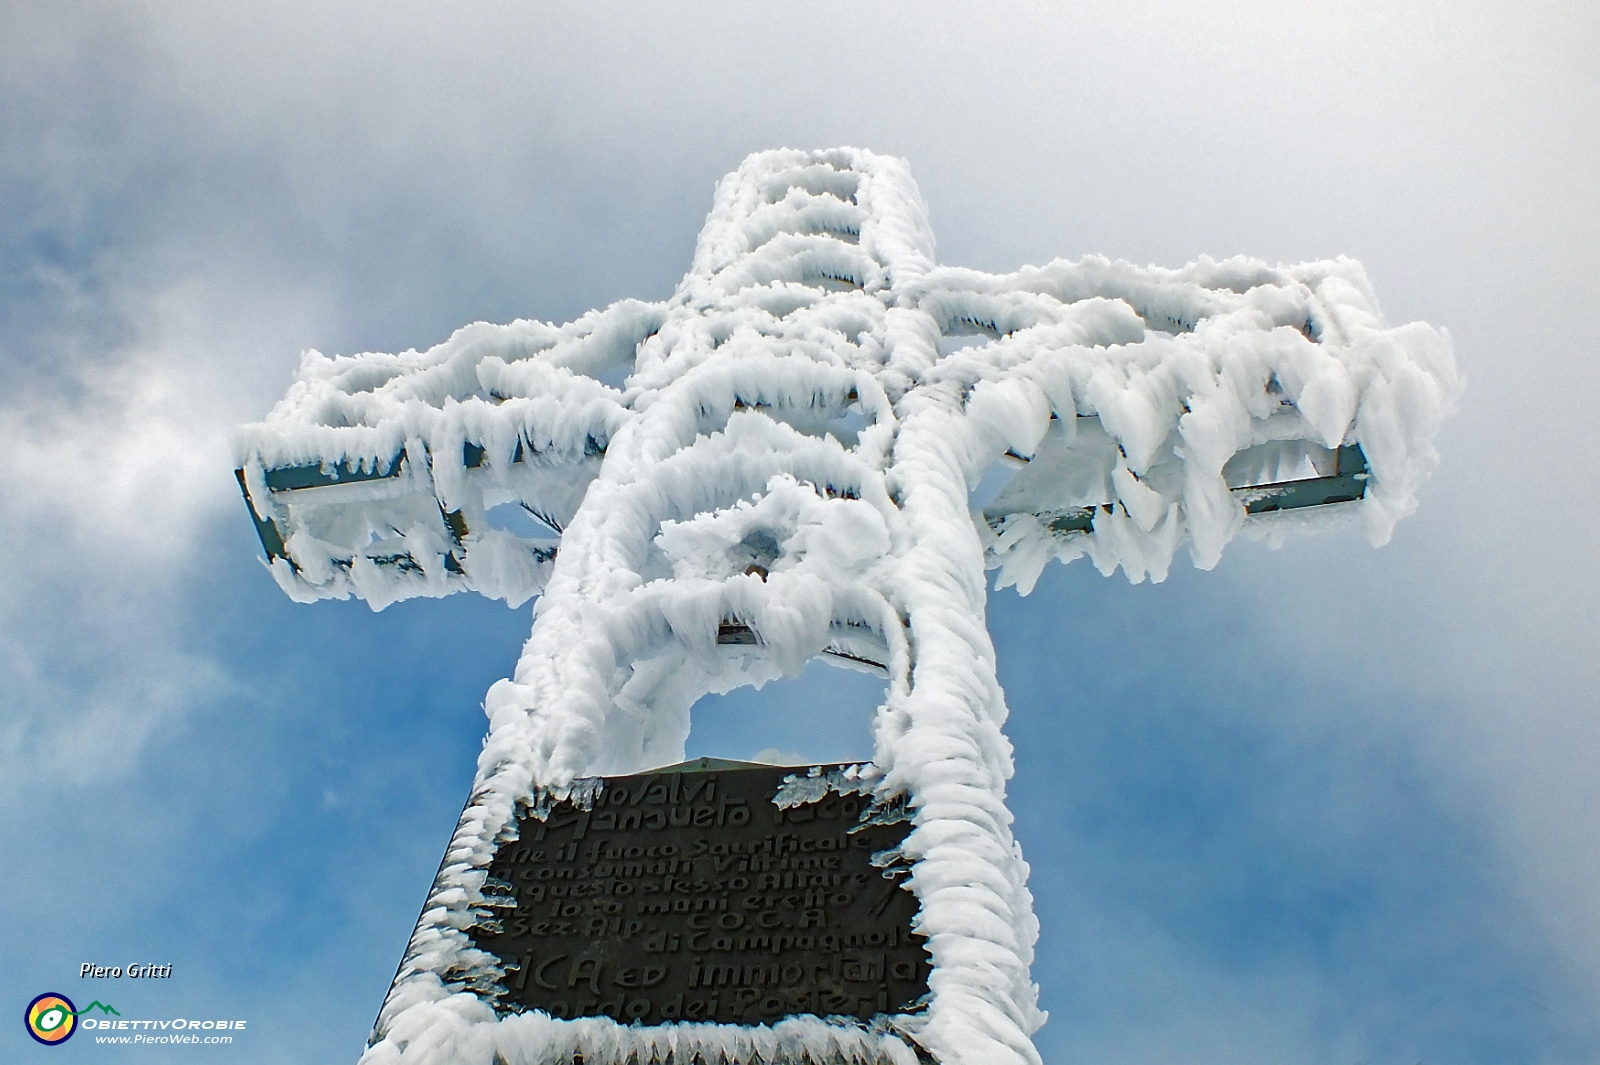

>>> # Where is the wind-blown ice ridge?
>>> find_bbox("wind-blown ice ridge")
[236,147,1458,1065]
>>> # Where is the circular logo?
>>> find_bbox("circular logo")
[25,993,77,1045]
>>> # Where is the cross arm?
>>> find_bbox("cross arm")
[234,299,665,609]
[902,254,1460,592]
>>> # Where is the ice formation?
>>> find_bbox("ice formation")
[236,148,1459,1065]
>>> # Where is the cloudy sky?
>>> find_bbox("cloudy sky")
[3,2,1597,1061]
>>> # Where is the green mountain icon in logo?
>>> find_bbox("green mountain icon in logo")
[69,1001,120,1017]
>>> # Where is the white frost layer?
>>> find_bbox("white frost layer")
[237,147,1458,1065]
[361,1000,923,1065]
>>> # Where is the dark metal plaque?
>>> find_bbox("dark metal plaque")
[467,761,929,1027]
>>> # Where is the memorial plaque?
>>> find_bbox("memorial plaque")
[465,760,931,1027]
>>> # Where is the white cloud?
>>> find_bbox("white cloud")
[0,266,332,793]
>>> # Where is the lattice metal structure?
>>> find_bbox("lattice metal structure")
[236,148,1457,1065]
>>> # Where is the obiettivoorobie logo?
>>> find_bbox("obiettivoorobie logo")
[25,993,119,1046]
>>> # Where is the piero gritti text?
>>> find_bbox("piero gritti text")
[81,963,172,978]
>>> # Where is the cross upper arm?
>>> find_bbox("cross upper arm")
[900,255,1455,591]
[234,299,665,609]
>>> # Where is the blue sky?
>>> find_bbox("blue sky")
[3,2,1598,1062]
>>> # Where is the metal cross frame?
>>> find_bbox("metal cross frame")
[235,148,1455,1065]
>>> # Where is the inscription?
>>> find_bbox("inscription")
[467,764,929,1025]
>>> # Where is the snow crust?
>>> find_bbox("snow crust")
[236,147,1459,1065]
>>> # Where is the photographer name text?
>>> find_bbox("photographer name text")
[81,963,172,979]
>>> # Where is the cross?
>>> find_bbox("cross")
[235,148,1457,1065]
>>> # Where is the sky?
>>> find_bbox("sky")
[2,1,1597,1062]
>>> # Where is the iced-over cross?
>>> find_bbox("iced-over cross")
[236,148,1458,1065]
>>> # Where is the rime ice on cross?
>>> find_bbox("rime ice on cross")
[236,148,1458,1065]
